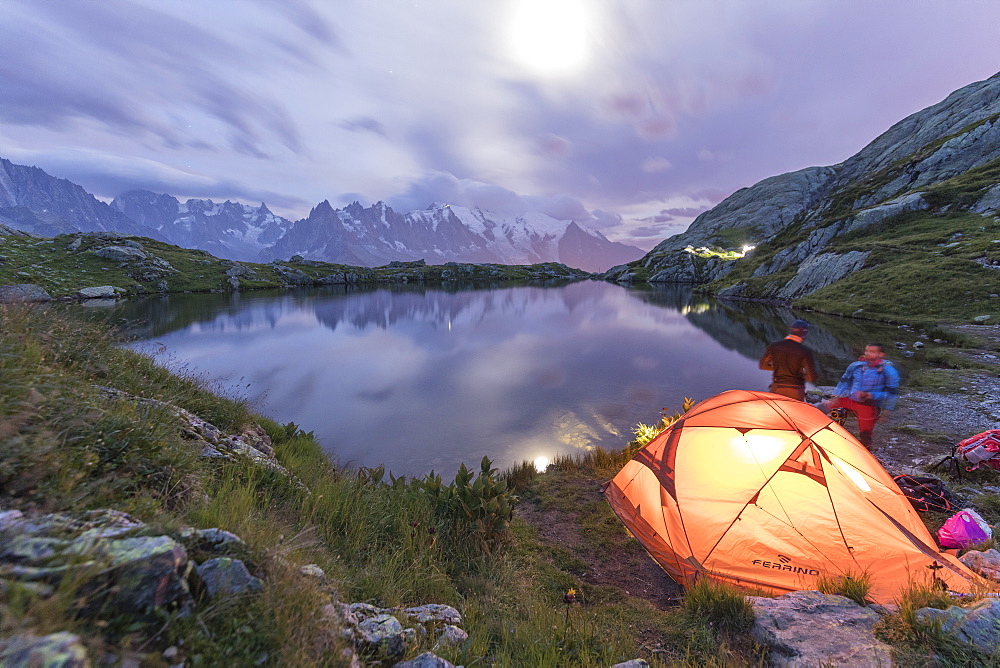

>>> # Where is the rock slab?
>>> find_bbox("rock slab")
[750,590,893,667]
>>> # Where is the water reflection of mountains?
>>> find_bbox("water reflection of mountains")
[110,282,908,381]
[111,280,590,340]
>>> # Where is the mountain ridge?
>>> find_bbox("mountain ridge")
[601,71,1000,321]
[0,159,642,273]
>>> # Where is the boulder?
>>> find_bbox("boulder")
[395,652,456,668]
[432,624,468,651]
[357,613,409,661]
[0,510,193,622]
[272,264,314,286]
[650,166,837,252]
[972,183,1000,214]
[77,285,123,299]
[0,283,52,302]
[775,251,870,299]
[196,557,263,598]
[403,603,463,626]
[93,245,148,262]
[750,591,893,667]
[841,192,929,235]
[960,548,1000,580]
[916,598,1000,653]
[0,632,89,667]
[646,252,735,284]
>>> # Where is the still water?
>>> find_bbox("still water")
[103,281,905,477]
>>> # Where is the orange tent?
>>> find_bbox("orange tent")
[603,390,984,604]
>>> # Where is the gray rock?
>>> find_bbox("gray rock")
[178,527,247,555]
[0,283,52,302]
[612,661,650,668]
[0,510,193,622]
[917,598,1000,652]
[750,591,893,667]
[432,624,468,650]
[357,613,408,661]
[394,652,455,668]
[972,183,1000,214]
[225,263,260,280]
[77,285,123,299]
[842,192,929,235]
[0,632,89,667]
[960,548,1000,581]
[196,557,263,598]
[404,603,463,627]
[99,535,194,618]
[93,245,148,262]
[775,251,870,299]
[272,264,314,286]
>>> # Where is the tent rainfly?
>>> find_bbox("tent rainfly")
[603,390,985,604]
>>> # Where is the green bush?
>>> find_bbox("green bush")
[415,456,516,552]
[816,571,872,606]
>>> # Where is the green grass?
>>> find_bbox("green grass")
[4,304,753,665]
[794,210,1000,322]
[0,232,592,299]
[816,571,873,606]
[10,303,1000,665]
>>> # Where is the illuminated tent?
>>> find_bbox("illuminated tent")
[603,390,984,604]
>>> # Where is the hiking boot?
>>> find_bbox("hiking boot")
[860,431,873,450]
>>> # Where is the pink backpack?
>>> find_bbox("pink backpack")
[938,509,992,549]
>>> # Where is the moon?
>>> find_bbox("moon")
[509,0,590,76]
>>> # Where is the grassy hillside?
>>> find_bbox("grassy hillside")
[700,209,1000,323]
[0,232,591,299]
[0,304,764,666]
[797,210,1000,320]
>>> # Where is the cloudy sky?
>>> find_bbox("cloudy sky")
[2,1,999,249]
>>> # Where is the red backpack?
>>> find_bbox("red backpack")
[955,430,1000,471]
[931,429,1000,478]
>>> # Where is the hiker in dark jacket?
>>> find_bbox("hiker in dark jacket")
[758,319,818,401]
[826,342,900,450]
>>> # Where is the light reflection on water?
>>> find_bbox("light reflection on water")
[106,281,904,478]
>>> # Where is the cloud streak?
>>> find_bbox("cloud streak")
[1,1,998,249]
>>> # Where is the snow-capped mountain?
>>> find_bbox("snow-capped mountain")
[111,190,293,262]
[0,156,642,272]
[261,200,642,272]
[0,158,163,239]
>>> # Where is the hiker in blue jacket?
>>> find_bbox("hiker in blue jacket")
[827,343,900,450]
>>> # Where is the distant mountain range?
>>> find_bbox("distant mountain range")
[0,158,642,272]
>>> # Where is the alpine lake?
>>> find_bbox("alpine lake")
[92,280,917,478]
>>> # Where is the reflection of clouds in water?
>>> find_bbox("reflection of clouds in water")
[631,355,660,370]
[122,282,780,477]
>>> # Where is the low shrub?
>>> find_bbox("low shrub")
[816,571,873,606]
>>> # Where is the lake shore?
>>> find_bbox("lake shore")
[3,306,1000,665]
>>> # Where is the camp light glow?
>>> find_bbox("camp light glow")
[733,432,785,464]
[829,454,872,492]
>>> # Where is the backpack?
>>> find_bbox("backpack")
[892,474,956,513]
[955,430,1000,472]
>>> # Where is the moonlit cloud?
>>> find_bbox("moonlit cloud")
[1,1,998,250]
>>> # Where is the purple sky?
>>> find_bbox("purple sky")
[2,1,999,250]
